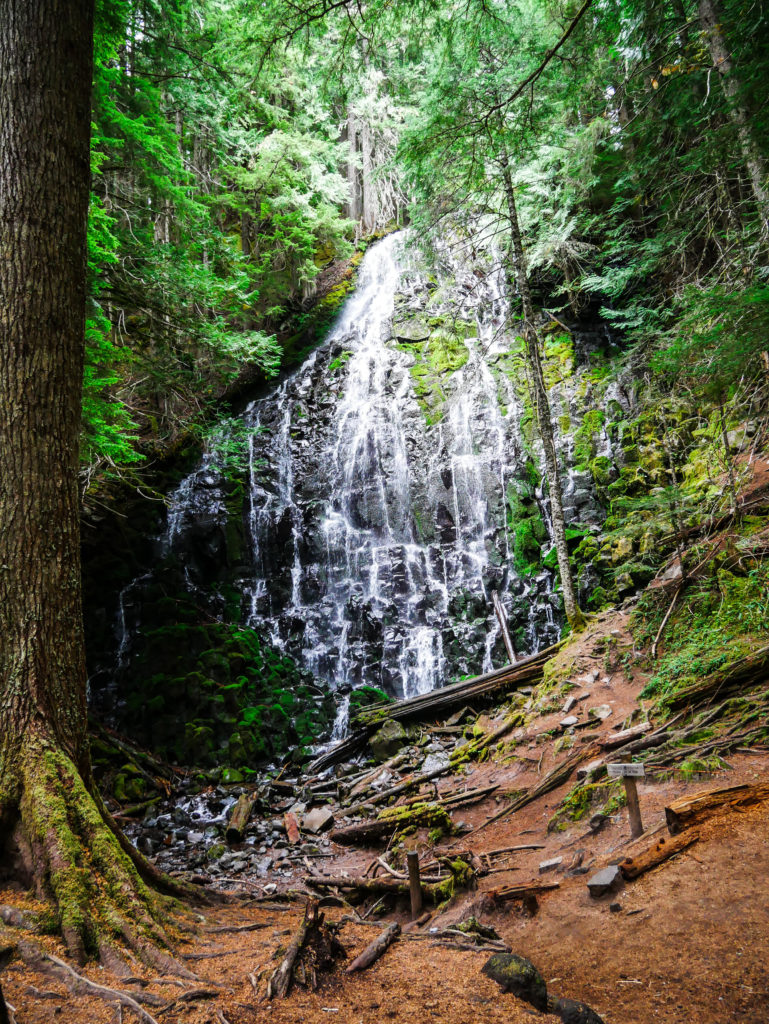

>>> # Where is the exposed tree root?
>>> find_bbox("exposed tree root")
[2,737,208,968]
[17,940,161,1024]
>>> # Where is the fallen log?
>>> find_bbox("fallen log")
[309,644,559,773]
[665,783,769,834]
[305,731,371,775]
[486,844,546,856]
[619,832,699,880]
[267,900,319,999]
[438,783,499,808]
[346,922,400,973]
[487,880,560,902]
[331,819,398,846]
[345,752,413,802]
[304,875,452,904]
[358,645,557,728]
[599,722,651,750]
[666,645,769,712]
[226,794,255,845]
[345,764,454,818]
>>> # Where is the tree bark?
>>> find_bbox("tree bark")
[699,0,769,232]
[0,0,195,964]
[498,151,584,628]
[345,105,362,231]
[0,0,93,804]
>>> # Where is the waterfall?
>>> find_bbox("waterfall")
[158,232,570,706]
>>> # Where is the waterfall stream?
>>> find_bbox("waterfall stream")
[138,233,583,723]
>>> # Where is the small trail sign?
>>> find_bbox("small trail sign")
[607,763,646,779]
[607,763,645,837]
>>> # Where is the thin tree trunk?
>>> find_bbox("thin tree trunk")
[346,105,361,229]
[498,151,584,628]
[717,391,738,513]
[699,0,769,232]
[360,116,377,234]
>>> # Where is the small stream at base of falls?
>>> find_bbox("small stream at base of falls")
[111,232,612,739]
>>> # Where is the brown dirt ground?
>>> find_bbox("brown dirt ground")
[4,458,769,1023]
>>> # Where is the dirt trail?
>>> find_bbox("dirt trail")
[3,603,769,1023]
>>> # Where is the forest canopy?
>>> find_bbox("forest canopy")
[83,0,769,481]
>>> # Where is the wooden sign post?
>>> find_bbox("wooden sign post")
[607,762,645,839]
[406,851,423,919]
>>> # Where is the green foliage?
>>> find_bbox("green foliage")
[204,417,260,479]
[636,563,769,704]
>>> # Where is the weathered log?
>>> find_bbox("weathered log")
[619,833,699,880]
[438,783,499,808]
[346,922,401,973]
[487,880,560,902]
[492,589,517,664]
[665,783,769,834]
[345,752,413,802]
[225,794,255,845]
[267,901,319,999]
[331,819,399,846]
[486,844,546,856]
[304,875,451,904]
[610,732,669,758]
[305,731,371,774]
[345,764,454,818]
[666,645,769,712]
[599,722,652,750]
[358,644,557,727]
[308,644,559,772]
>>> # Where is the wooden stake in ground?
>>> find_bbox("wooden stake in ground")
[267,900,319,998]
[226,793,255,845]
[607,763,645,838]
[407,851,423,920]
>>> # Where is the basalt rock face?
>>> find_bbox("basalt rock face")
[99,233,631,752]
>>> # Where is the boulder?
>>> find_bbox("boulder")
[552,997,606,1024]
[481,953,548,1011]
[538,857,563,874]
[588,704,612,721]
[302,806,334,834]
[369,719,408,762]
[421,749,451,774]
[393,317,431,343]
[586,864,623,898]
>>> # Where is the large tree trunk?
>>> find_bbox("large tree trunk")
[0,0,194,966]
[498,152,584,629]
[698,0,769,232]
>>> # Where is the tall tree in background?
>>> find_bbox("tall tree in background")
[399,3,587,627]
[0,0,186,963]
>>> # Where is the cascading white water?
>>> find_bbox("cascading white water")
[157,232,577,722]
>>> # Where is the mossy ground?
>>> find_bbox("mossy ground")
[116,617,334,770]
[632,559,769,707]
